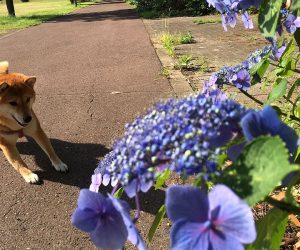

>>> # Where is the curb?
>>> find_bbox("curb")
[143,20,194,98]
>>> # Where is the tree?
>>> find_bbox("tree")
[6,0,16,17]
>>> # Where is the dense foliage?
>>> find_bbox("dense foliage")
[127,0,214,17]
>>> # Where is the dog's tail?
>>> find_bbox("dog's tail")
[0,61,9,74]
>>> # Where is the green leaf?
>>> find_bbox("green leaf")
[113,187,124,198]
[279,40,294,64]
[251,60,270,85]
[295,29,300,49]
[147,204,166,242]
[222,136,295,206]
[267,78,287,104]
[290,0,300,12]
[155,169,171,189]
[247,208,288,250]
[287,78,300,100]
[258,0,282,38]
[277,57,296,77]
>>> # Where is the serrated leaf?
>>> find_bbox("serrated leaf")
[147,204,166,242]
[247,208,288,250]
[267,78,287,104]
[155,169,171,189]
[258,0,282,38]
[287,78,300,100]
[222,136,295,206]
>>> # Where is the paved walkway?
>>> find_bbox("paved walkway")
[0,1,173,249]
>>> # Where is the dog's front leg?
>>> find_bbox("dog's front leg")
[0,142,39,183]
[25,124,68,172]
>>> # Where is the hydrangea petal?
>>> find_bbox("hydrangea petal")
[209,230,244,250]
[71,208,98,232]
[208,185,256,244]
[170,220,209,250]
[89,173,102,192]
[102,173,111,186]
[166,186,209,222]
[90,214,128,250]
[77,189,105,210]
[108,195,147,250]
[124,179,138,198]
[294,17,300,27]
[240,110,264,141]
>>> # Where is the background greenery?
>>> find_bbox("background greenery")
[0,0,94,33]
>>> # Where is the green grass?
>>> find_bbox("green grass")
[177,54,193,69]
[159,31,194,57]
[160,67,171,78]
[195,56,210,72]
[0,0,95,33]
[193,17,221,25]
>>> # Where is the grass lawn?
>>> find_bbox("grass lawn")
[0,0,95,34]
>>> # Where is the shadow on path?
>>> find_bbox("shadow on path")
[17,138,110,188]
[17,138,165,214]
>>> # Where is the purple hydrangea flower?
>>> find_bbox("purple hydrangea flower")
[222,12,238,31]
[241,11,253,29]
[71,189,146,250]
[241,105,299,154]
[71,189,128,249]
[166,185,256,250]
[207,0,255,30]
[94,94,247,197]
[270,41,286,61]
[232,69,251,90]
[284,14,300,33]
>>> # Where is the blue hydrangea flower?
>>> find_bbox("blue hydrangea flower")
[95,94,248,197]
[241,105,299,154]
[71,189,146,250]
[284,14,300,33]
[166,185,256,250]
[241,11,253,29]
[206,0,255,31]
[71,189,128,249]
[232,69,251,90]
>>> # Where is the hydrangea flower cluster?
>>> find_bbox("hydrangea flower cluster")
[93,93,248,197]
[204,42,286,91]
[207,1,300,35]
[206,0,261,31]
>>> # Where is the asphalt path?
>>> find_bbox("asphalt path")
[0,1,173,248]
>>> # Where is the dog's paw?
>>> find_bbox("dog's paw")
[53,162,68,172]
[23,172,39,184]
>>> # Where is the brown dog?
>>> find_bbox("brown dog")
[0,61,68,183]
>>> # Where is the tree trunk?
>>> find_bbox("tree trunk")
[6,0,16,17]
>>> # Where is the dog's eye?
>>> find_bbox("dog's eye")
[26,97,30,103]
[9,101,17,106]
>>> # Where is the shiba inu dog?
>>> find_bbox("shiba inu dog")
[0,61,68,183]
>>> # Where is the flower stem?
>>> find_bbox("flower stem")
[133,191,141,223]
[239,89,300,122]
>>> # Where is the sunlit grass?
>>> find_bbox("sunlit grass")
[0,0,95,33]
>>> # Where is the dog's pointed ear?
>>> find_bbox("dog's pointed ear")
[0,81,9,93]
[25,76,36,88]
[0,61,9,74]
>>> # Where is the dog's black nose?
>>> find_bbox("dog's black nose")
[23,116,32,123]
